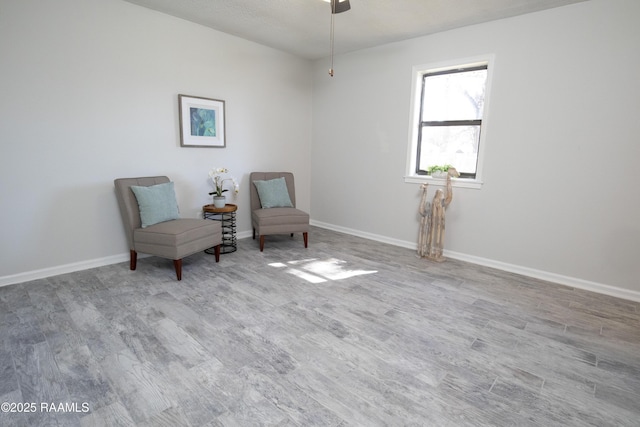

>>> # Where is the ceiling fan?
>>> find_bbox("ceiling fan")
[327,0,351,76]
[329,0,351,14]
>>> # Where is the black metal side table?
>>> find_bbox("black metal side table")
[203,204,237,254]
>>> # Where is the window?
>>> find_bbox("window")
[406,57,493,188]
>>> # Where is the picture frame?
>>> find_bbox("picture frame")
[178,94,226,148]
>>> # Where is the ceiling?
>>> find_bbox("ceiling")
[123,0,587,60]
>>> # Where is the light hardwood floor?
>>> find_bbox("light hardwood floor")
[1,227,639,426]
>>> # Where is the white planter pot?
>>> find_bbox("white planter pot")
[213,196,226,208]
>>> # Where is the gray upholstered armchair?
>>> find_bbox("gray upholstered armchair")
[114,176,222,280]
[250,172,309,251]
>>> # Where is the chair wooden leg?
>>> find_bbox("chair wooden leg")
[130,250,137,270]
[253,228,256,239]
[303,232,308,248]
[260,235,265,252]
[215,244,221,262]
[173,259,182,281]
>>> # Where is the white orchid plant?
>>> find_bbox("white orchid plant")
[208,167,239,197]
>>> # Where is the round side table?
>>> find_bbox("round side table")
[203,204,238,254]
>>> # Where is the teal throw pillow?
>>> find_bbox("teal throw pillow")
[253,177,293,208]
[130,182,180,228]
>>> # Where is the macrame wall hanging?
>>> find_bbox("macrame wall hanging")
[418,167,460,262]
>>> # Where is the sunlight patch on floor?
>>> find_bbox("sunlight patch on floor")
[268,258,377,284]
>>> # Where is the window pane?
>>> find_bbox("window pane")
[419,125,480,175]
[422,69,487,121]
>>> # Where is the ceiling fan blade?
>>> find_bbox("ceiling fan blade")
[331,0,351,14]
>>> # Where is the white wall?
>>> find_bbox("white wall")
[0,0,312,282]
[311,0,640,297]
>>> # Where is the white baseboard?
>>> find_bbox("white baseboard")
[0,253,131,288]
[237,230,253,240]
[0,228,258,288]
[1,230,255,288]
[311,220,640,303]
[4,223,640,303]
[311,220,417,250]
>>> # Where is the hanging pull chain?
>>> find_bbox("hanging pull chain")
[329,8,335,77]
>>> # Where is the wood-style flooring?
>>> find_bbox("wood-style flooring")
[1,227,639,426]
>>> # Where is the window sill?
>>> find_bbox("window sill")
[403,175,483,189]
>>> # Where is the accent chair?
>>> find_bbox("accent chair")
[114,176,222,280]
[249,172,309,251]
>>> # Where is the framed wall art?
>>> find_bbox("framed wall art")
[178,94,226,148]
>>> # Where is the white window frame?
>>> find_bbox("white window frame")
[404,54,495,190]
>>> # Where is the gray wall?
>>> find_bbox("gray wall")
[311,0,640,299]
[0,0,312,281]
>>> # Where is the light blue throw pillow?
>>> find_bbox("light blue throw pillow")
[253,177,293,208]
[130,182,180,228]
